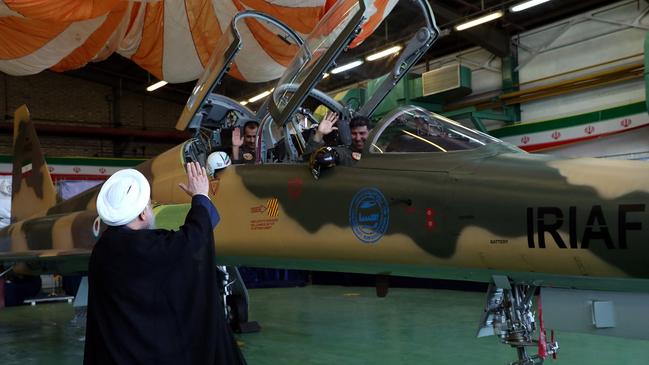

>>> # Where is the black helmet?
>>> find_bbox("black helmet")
[309,146,338,180]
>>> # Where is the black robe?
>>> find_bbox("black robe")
[84,196,246,365]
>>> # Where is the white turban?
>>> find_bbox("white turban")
[96,169,151,226]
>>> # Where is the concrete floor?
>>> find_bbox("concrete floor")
[1,285,649,365]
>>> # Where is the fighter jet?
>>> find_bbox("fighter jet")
[2,0,649,363]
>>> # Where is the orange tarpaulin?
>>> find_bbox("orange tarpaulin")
[0,0,394,83]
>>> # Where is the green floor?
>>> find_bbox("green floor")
[1,285,649,364]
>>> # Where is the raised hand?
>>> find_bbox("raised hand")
[231,127,244,160]
[314,112,339,142]
[178,161,209,197]
[231,127,244,147]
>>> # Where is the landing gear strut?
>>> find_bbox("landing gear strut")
[218,266,261,333]
[477,277,559,365]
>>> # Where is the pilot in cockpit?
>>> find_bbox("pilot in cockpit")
[305,112,370,165]
[305,112,371,179]
[231,121,259,164]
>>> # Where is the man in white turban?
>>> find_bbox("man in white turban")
[84,162,247,365]
[95,168,154,228]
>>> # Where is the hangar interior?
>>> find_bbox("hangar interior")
[2,0,649,364]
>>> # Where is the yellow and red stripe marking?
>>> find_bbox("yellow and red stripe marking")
[266,197,279,217]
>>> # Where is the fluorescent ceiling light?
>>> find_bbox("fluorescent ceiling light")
[331,60,363,74]
[240,101,248,106]
[510,0,550,12]
[146,80,168,92]
[322,72,330,79]
[454,11,503,31]
[366,46,402,61]
[248,90,272,103]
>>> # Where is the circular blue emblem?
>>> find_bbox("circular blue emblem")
[349,188,389,244]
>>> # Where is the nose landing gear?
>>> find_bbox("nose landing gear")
[477,276,559,365]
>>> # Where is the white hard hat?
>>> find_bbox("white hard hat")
[206,151,232,176]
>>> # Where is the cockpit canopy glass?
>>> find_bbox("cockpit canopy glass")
[369,107,499,154]
[186,30,236,113]
[272,0,362,114]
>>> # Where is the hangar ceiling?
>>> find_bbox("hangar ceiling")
[62,0,620,107]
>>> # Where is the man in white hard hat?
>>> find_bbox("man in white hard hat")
[84,162,246,365]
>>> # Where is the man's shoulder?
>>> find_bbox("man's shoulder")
[97,226,171,244]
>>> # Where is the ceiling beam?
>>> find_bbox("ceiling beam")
[430,3,511,57]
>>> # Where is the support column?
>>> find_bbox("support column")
[502,55,521,123]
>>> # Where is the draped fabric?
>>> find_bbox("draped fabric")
[0,0,394,83]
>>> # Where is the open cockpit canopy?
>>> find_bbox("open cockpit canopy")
[181,0,443,165]
[258,0,440,163]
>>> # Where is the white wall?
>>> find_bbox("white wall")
[415,0,649,158]
[549,126,649,159]
[517,0,648,121]
[420,0,648,124]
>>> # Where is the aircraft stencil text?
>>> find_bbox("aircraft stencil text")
[526,204,645,249]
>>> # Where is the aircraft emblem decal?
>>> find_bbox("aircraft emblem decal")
[21,162,33,176]
[287,177,303,200]
[249,198,280,230]
[209,178,220,196]
[250,205,267,214]
[251,198,279,217]
[349,188,389,244]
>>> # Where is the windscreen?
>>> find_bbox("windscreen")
[370,106,499,154]
[271,0,432,119]
[271,0,362,115]
[177,12,304,130]
[177,29,236,130]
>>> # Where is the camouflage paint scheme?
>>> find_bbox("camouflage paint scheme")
[3,105,649,293]
[2,0,649,295]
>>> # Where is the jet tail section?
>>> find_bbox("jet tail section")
[11,105,57,221]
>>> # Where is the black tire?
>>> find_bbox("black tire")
[226,294,249,330]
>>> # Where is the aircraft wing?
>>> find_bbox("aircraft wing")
[153,204,191,230]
